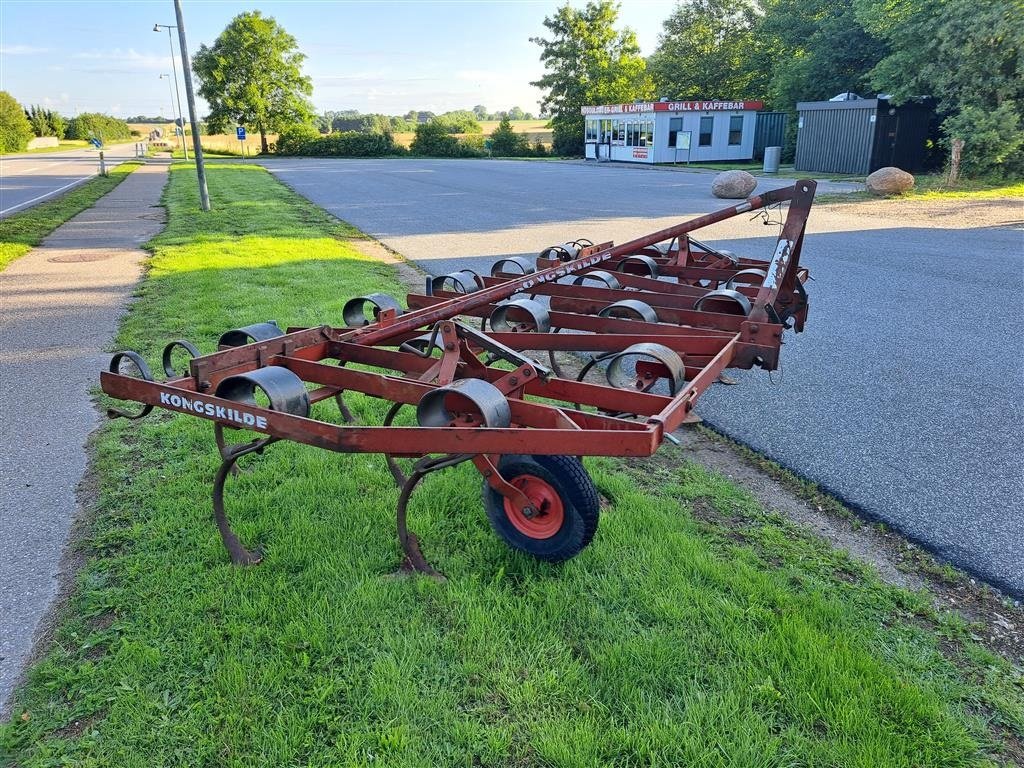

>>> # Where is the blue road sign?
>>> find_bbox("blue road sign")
[89,137,103,148]
[236,126,246,141]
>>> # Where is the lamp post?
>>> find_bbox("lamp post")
[158,74,180,154]
[171,0,210,212]
[153,22,188,160]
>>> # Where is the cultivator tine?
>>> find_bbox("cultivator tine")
[105,351,154,420]
[99,181,819,569]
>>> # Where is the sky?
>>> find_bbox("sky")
[0,0,677,119]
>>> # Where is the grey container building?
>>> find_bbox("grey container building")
[794,97,935,175]
[753,112,788,161]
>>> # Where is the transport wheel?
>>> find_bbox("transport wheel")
[483,455,600,561]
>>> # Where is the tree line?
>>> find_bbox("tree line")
[532,0,1022,175]
[0,91,133,153]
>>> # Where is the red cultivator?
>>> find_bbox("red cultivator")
[101,180,816,575]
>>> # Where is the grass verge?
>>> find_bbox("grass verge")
[0,162,142,271]
[818,173,1024,202]
[1,163,1020,767]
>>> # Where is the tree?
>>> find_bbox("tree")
[472,104,489,120]
[649,0,767,100]
[855,0,1023,176]
[47,109,66,139]
[0,91,33,152]
[433,110,482,133]
[531,0,654,155]
[193,11,314,153]
[26,105,53,137]
[490,115,531,156]
[759,0,886,110]
[64,113,131,142]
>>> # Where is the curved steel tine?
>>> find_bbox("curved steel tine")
[393,453,472,580]
[106,351,154,420]
[211,436,278,565]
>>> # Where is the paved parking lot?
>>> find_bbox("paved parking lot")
[264,158,1024,596]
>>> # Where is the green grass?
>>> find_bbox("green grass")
[2,163,1021,767]
[0,162,142,271]
[818,173,1024,202]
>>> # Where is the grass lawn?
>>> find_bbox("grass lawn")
[1,163,1020,767]
[0,162,142,271]
[819,173,1023,202]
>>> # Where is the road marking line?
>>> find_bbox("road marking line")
[0,174,96,216]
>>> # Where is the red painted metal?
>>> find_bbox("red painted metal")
[100,180,817,570]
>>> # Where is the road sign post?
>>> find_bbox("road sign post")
[237,126,246,162]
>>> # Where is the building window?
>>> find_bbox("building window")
[699,116,714,147]
[728,115,743,145]
[640,121,651,147]
[622,121,638,147]
[585,120,597,141]
[601,119,611,142]
[668,117,682,147]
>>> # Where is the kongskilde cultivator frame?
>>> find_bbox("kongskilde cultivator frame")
[101,180,816,575]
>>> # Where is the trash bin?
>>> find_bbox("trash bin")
[763,146,781,174]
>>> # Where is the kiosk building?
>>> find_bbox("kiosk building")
[582,100,764,164]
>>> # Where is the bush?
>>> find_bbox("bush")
[276,124,321,155]
[409,122,487,158]
[274,126,406,157]
[410,121,460,156]
[0,91,33,152]
[942,102,1024,178]
[456,134,487,158]
[65,113,132,143]
[489,116,531,157]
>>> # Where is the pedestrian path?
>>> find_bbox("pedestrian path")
[0,160,169,712]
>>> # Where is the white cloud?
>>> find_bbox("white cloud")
[72,48,170,71]
[0,44,49,55]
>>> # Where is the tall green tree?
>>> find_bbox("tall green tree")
[856,0,1023,175]
[531,0,654,155]
[0,91,33,152]
[649,0,767,100]
[758,0,887,110]
[193,11,314,153]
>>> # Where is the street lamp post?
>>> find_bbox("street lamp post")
[171,0,210,212]
[153,22,188,161]
[158,74,181,154]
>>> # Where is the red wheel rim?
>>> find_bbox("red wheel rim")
[504,474,565,539]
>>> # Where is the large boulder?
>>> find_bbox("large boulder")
[866,166,914,196]
[711,170,757,199]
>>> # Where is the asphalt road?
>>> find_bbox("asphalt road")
[263,158,1024,596]
[0,142,139,218]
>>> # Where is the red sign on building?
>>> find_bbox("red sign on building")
[582,100,763,115]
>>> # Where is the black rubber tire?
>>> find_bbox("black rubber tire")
[483,454,600,561]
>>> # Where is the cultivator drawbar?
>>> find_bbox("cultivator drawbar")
[101,181,816,575]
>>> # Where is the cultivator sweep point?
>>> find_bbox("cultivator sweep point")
[101,181,817,575]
